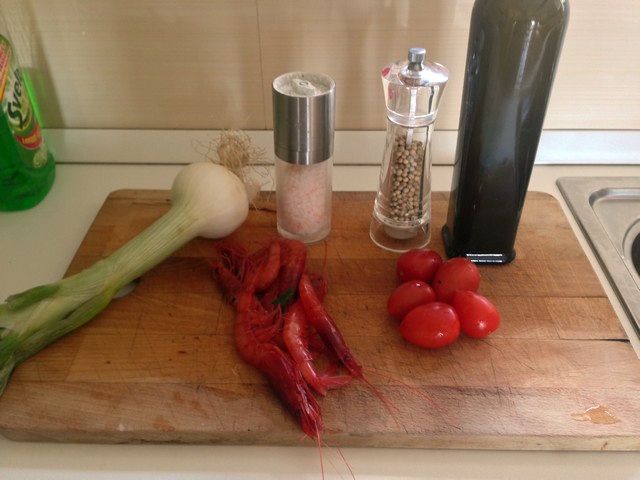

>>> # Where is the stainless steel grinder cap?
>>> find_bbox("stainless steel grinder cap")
[272,72,335,165]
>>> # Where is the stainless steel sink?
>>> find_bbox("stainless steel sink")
[558,177,640,335]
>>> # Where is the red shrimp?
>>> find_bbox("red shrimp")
[298,273,363,378]
[255,240,281,291]
[212,263,244,305]
[215,240,280,299]
[212,243,252,301]
[261,238,307,308]
[217,243,249,275]
[284,301,352,396]
[249,244,268,264]
[278,239,307,294]
[305,273,329,354]
[288,272,328,351]
[307,272,328,301]
[234,290,323,439]
[213,266,322,439]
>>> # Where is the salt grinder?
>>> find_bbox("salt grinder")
[273,72,335,244]
[370,48,449,252]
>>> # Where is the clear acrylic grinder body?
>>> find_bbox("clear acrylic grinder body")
[370,48,448,252]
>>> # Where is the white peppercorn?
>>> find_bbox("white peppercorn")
[386,133,426,221]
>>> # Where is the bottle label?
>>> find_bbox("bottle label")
[0,36,47,168]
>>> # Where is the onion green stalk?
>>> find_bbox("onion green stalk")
[0,162,249,395]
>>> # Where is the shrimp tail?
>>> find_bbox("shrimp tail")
[318,362,352,390]
[318,373,352,391]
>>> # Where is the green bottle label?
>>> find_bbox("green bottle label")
[0,36,48,168]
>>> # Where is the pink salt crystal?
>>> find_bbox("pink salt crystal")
[276,158,332,243]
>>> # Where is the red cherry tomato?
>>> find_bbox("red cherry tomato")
[432,257,481,303]
[396,249,443,283]
[451,290,501,339]
[399,302,460,349]
[387,280,436,319]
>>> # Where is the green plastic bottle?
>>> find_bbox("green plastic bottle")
[0,34,55,211]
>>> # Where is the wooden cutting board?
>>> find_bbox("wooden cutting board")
[1,190,640,450]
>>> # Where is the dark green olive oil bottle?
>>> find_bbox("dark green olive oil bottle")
[442,0,569,264]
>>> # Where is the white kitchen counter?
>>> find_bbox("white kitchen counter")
[2,156,640,479]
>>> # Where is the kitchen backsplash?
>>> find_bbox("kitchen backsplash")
[1,0,638,131]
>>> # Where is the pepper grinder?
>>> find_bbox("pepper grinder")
[370,48,449,252]
[442,0,569,264]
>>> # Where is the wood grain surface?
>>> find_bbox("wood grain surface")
[1,191,639,450]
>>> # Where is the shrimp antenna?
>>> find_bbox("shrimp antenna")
[316,431,325,480]
[321,240,328,280]
[360,374,401,414]
[356,373,406,434]
[322,439,355,480]
[365,366,460,429]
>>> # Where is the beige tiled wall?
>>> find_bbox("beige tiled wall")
[1,0,639,130]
